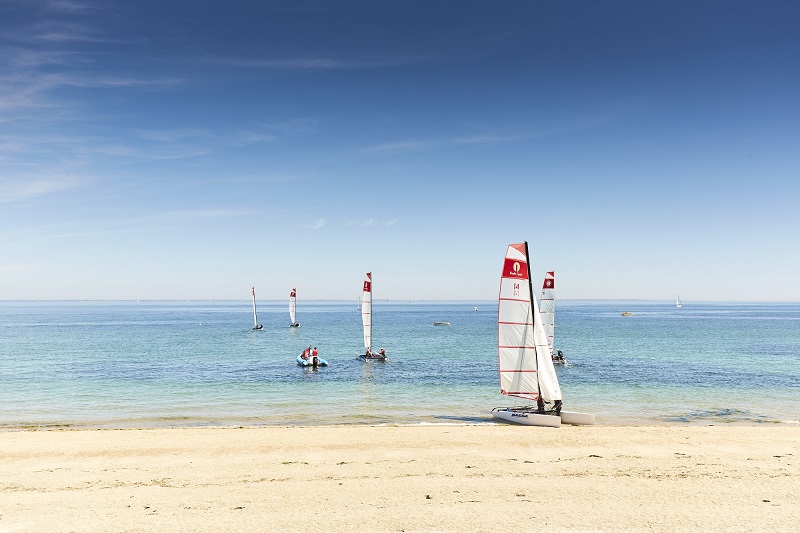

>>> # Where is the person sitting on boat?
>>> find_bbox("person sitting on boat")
[378,348,386,358]
[301,347,310,360]
[365,348,372,357]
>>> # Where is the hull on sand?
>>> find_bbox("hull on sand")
[491,408,561,427]
[559,410,595,425]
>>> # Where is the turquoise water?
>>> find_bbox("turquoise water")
[1,300,798,428]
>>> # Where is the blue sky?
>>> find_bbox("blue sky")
[1,0,799,301]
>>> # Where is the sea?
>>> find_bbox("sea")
[1,300,798,429]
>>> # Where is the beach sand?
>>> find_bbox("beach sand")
[1,425,798,532]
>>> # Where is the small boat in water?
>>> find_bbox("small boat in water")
[491,242,594,427]
[297,347,327,367]
[433,321,451,326]
[251,287,263,330]
[359,272,388,362]
[289,289,300,327]
[675,294,682,308]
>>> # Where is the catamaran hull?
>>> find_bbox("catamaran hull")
[358,354,387,363]
[491,408,561,427]
[559,411,596,425]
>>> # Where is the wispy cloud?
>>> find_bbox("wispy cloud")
[42,208,256,239]
[47,1,100,14]
[204,55,416,71]
[360,133,523,155]
[0,263,37,274]
[306,218,326,230]
[347,218,398,228]
[0,175,85,203]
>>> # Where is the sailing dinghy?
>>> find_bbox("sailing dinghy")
[540,271,565,364]
[358,272,387,361]
[289,289,300,327]
[251,287,263,331]
[675,294,682,308]
[491,242,594,427]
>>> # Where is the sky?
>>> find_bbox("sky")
[1,0,799,301]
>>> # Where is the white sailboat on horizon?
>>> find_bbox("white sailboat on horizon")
[251,287,263,331]
[676,294,682,308]
[491,242,593,427]
[289,289,300,327]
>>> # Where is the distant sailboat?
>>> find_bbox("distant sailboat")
[251,287,263,330]
[491,242,594,427]
[540,271,566,364]
[675,294,682,308]
[289,289,300,327]
[359,272,387,362]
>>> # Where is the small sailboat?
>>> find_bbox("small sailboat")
[251,287,263,331]
[675,294,682,308]
[540,271,565,364]
[491,242,594,427]
[289,289,300,327]
[358,272,387,362]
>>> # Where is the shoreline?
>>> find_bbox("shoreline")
[2,424,798,531]
[3,418,800,433]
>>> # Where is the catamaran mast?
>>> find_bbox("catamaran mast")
[522,242,544,408]
[252,287,259,328]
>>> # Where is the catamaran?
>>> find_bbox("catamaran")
[359,272,387,361]
[491,242,594,427]
[539,271,566,364]
[251,287,263,331]
[289,289,300,327]
[675,294,682,308]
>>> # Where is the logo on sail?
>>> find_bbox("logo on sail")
[503,258,528,279]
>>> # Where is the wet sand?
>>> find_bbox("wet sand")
[1,425,798,531]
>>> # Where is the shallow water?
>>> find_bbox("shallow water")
[1,300,798,428]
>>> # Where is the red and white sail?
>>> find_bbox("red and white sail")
[289,289,297,325]
[361,272,372,352]
[498,243,561,403]
[540,271,555,355]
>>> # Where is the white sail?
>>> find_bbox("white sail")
[251,287,260,329]
[361,272,372,352]
[540,271,555,356]
[676,294,682,308]
[289,289,297,324]
[498,243,561,404]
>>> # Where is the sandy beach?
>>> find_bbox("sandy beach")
[1,424,798,532]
